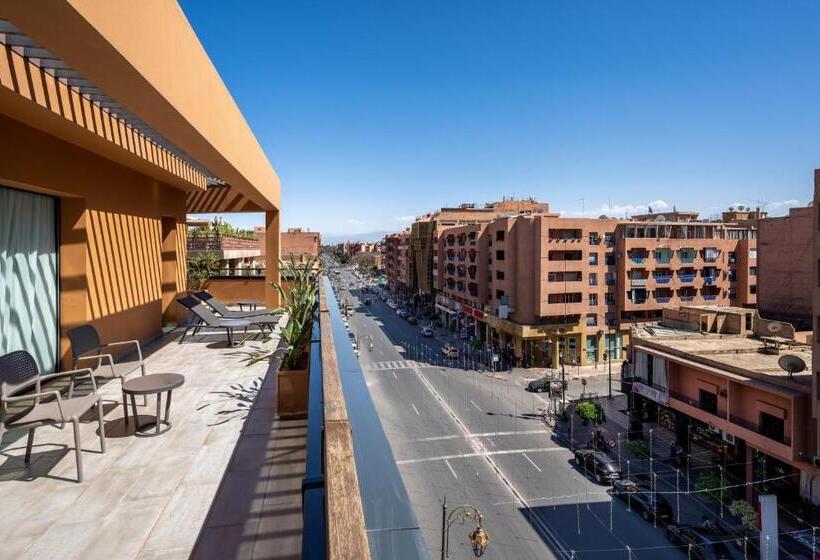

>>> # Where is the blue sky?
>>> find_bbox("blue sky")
[181,1,818,237]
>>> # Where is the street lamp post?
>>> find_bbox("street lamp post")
[440,497,489,559]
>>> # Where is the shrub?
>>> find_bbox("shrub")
[627,439,649,458]
[729,500,757,531]
[576,401,597,422]
[186,251,221,290]
[695,470,725,503]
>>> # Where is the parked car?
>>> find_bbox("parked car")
[420,326,434,337]
[406,316,418,325]
[442,344,459,358]
[611,479,673,523]
[666,522,744,560]
[573,449,622,484]
[526,376,555,393]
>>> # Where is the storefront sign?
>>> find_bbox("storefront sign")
[435,303,457,315]
[633,381,669,406]
[460,304,486,320]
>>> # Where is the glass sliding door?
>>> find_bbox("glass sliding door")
[0,186,58,373]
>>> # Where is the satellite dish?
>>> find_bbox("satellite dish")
[766,322,784,334]
[729,207,735,212]
[737,205,745,211]
[778,354,806,378]
[655,214,666,222]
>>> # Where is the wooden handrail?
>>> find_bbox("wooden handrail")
[318,281,371,560]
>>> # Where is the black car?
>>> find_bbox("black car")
[666,522,744,560]
[526,376,555,393]
[573,449,622,484]
[611,479,673,523]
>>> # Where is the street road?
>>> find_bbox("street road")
[331,268,682,559]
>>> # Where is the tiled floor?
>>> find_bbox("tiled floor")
[0,325,306,560]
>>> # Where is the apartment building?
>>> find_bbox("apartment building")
[383,230,411,294]
[280,227,321,264]
[758,205,813,329]
[618,213,757,323]
[408,198,551,304]
[626,306,816,504]
[435,209,758,368]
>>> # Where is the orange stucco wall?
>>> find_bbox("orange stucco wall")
[0,115,187,367]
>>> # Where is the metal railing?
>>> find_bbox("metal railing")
[669,390,726,419]
[728,415,791,446]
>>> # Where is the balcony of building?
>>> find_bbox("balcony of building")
[700,247,721,263]
[677,268,697,284]
[548,228,583,243]
[468,265,477,280]
[0,279,419,559]
[677,248,696,264]
[700,286,722,301]
[652,268,673,285]
[626,287,649,305]
[627,248,649,265]
[677,287,697,302]
[652,248,673,264]
[653,287,674,304]
[468,249,477,263]
[547,270,583,283]
[547,250,583,262]
[628,270,649,288]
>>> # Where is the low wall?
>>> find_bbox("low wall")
[202,277,266,304]
[200,277,295,308]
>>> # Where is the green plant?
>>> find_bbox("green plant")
[626,439,649,458]
[272,255,319,371]
[695,470,725,503]
[576,401,597,422]
[187,252,221,290]
[729,500,757,530]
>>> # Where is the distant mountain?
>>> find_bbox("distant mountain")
[321,231,393,245]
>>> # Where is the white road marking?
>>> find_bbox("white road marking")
[411,402,420,416]
[445,459,458,479]
[397,446,559,465]
[409,364,570,556]
[410,429,550,442]
[469,400,482,412]
[522,452,542,472]
[392,371,398,380]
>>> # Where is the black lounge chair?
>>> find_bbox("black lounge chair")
[177,296,280,346]
[194,291,277,318]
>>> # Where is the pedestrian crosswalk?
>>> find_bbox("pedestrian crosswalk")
[364,360,424,371]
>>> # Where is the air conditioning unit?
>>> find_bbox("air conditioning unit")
[722,432,736,445]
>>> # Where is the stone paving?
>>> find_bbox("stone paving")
[0,325,304,560]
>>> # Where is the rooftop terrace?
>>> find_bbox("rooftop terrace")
[0,326,308,560]
[633,327,812,389]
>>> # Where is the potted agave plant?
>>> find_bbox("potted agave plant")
[272,255,318,417]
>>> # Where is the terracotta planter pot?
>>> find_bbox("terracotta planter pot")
[277,351,309,418]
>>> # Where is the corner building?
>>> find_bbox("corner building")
[437,209,758,368]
